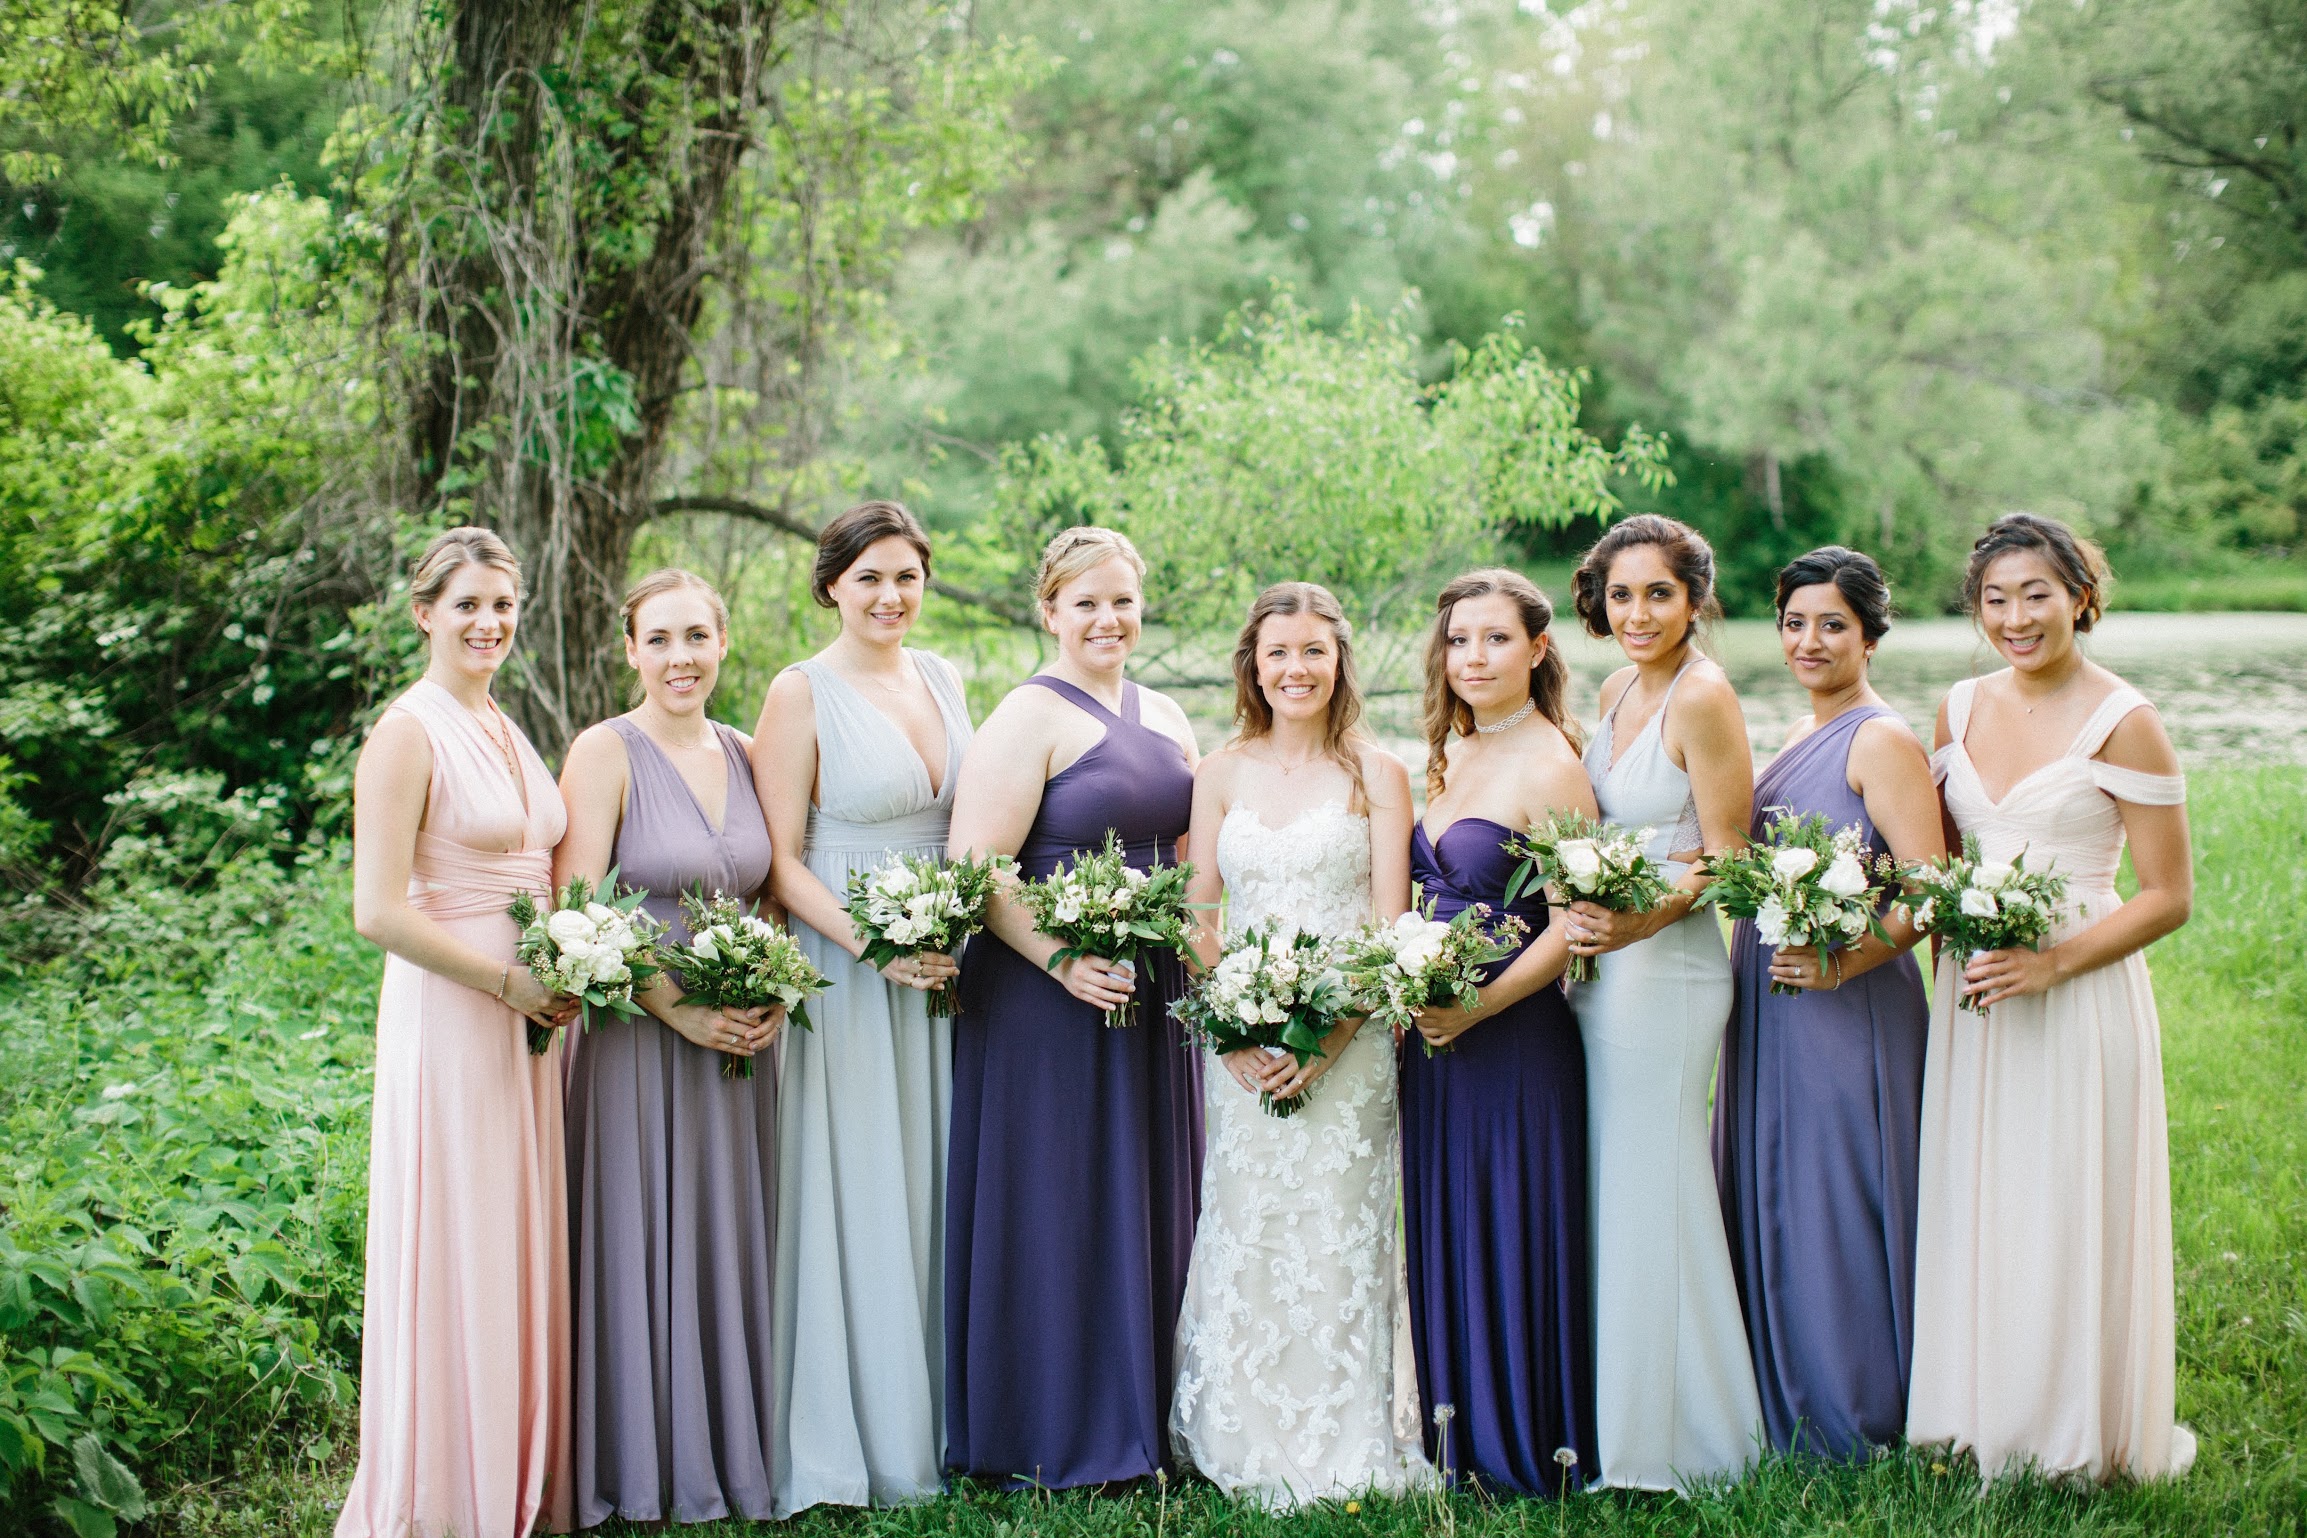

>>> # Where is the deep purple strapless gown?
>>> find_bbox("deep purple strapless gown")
[1712,703,1928,1459]
[944,677,1202,1490]
[1400,818,1596,1496]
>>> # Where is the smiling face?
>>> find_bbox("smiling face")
[827,534,927,646]
[415,562,519,685]
[625,586,726,717]
[1443,591,1545,714]
[1042,556,1143,674]
[1253,610,1340,726]
[1603,544,1696,663]
[1977,548,2083,676]
[1778,581,1872,699]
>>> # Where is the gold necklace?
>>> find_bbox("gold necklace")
[472,699,521,783]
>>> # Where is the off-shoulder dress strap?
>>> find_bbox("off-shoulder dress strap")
[2068,686,2186,806]
[2067,686,2151,761]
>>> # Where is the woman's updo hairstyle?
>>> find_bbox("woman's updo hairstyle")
[1421,567,1580,801]
[409,526,522,610]
[621,568,729,638]
[1035,525,1146,609]
[1961,511,2113,633]
[1570,514,1721,641]
[812,499,934,608]
[1775,546,1893,643]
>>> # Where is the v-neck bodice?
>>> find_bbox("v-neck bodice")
[607,716,773,944]
[1584,661,1705,866]
[793,650,973,857]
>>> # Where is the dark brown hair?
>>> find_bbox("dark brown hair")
[1571,514,1720,642]
[1422,568,1580,801]
[812,500,933,608]
[1229,582,1371,811]
[409,526,521,610]
[1961,511,2113,632]
[1776,546,1892,643]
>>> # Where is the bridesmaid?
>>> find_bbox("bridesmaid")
[340,527,575,1538]
[1908,513,2195,1482]
[1564,514,1764,1492]
[555,569,782,1526]
[752,502,974,1515]
[1710,547,1942,1461]
[944,526,1203,1491]
[1400,569,1599,1497]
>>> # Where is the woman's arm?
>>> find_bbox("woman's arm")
[353,712,572,1028]
[1771,716,1946,991]
[1964,705,2193,1010]
[1364,751,1414,923]
[752,670,859,951]
[1181,754,1233,971]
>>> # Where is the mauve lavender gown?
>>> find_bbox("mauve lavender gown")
[1401,818,1596,1496]
[563,717,779,1524]
[1712,703,1928,1459]
[945,676,1202,1490]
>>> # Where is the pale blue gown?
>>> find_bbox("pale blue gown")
[1571,661,1764,1492]
[770,650,972,1516]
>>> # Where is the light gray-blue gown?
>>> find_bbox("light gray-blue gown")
[771,650,972,1517]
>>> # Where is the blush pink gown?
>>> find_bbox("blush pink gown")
[337,678,573,1538]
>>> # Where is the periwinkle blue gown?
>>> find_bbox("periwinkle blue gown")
[944,676,1202,1489]
[1711,703,1928,1459]
[1401,819,1597,1496]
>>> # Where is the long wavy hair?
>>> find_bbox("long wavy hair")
[1421,568,1579,801]
[1230,582,1371,812]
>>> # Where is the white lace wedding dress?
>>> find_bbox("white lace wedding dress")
[1169,800,1431,1508]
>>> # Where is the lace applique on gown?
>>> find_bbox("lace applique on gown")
[1170,800,1431,1507]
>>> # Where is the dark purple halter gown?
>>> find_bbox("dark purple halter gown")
[944,677,1202,1490]
[1712,703,1928,1460]
[1401,818,1596,1496]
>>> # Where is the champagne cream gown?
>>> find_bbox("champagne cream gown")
[772,650,972,1516]
[1571,661,1764,1492]
[1169,800,1430,1508]
[1908,678,2195,1483]
[338,677,572,1538]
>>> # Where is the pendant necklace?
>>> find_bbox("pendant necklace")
[1476,698,1537,735]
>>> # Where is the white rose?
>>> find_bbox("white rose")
[1771,846,1820,884]
[583,900,620,925]
[689,928,719,962]
[2003,889,2038,913]
[1756,896,1790,947]
[887,915,927,945]
[1395,934,1446,975]
[545,909,598,950]
[581,944,626,987]
[1556,839,1604,887]
[1818,852,1869,900]
[1959,887,1999,920]
[1235,998,1263,1026]
[1975,860,2016,890]
[1053,895,1083,925]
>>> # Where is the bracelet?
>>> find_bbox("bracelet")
[1829,951,1844,987]
[493,965,510,1000]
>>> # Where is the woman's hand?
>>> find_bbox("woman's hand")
[880,950,960,992]
[503,965,580,1031]
[1263,1019,1359,1104]
[1220,1048,1274,1097]
[1767,943,1843,992]
[1564,899,1672,958]
[1412,999,1484,1051]
[1961,946,2060,1011]
[1056,954,1136,1012]
[665,1000,782,1057]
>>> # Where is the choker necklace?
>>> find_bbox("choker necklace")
[1475,698,1537,735]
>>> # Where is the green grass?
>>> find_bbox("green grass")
[4,771,2299,1536]
[2107,561,2307,615]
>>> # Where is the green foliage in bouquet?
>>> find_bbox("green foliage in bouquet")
[1020,833,1196,1027]
[1336,902,1526,1055]
[1502,811,1676,982]
[1896,835,2069,1021]
[507,871,665,1054]
[843,851,1014,1018]
[670,892,829,1079]
[1698,810,1897,995]
[1171,925,1357,1117]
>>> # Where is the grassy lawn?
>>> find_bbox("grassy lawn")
[8,768,2297,1537]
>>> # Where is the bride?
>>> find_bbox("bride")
[1169,582,1429,1507]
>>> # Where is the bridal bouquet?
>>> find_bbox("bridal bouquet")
[1021,832,1196,1028]
[1337,902,1527,1055]
[843,851,1014,1017]
[508,872,665,1054]
[1894,837,2068,1022]
[1697,811,1896,995]
[1171,924,1357,1118]
[1502,811,1675,983]
[670,892,829,1078]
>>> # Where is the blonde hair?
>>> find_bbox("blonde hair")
[621,568,730,638]
[410,526,522,610]
[1230,582,1372,812]
[1422,568,1581,801]
[1036,526,1146,609]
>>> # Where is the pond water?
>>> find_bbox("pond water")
[1158,611,2307,791]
